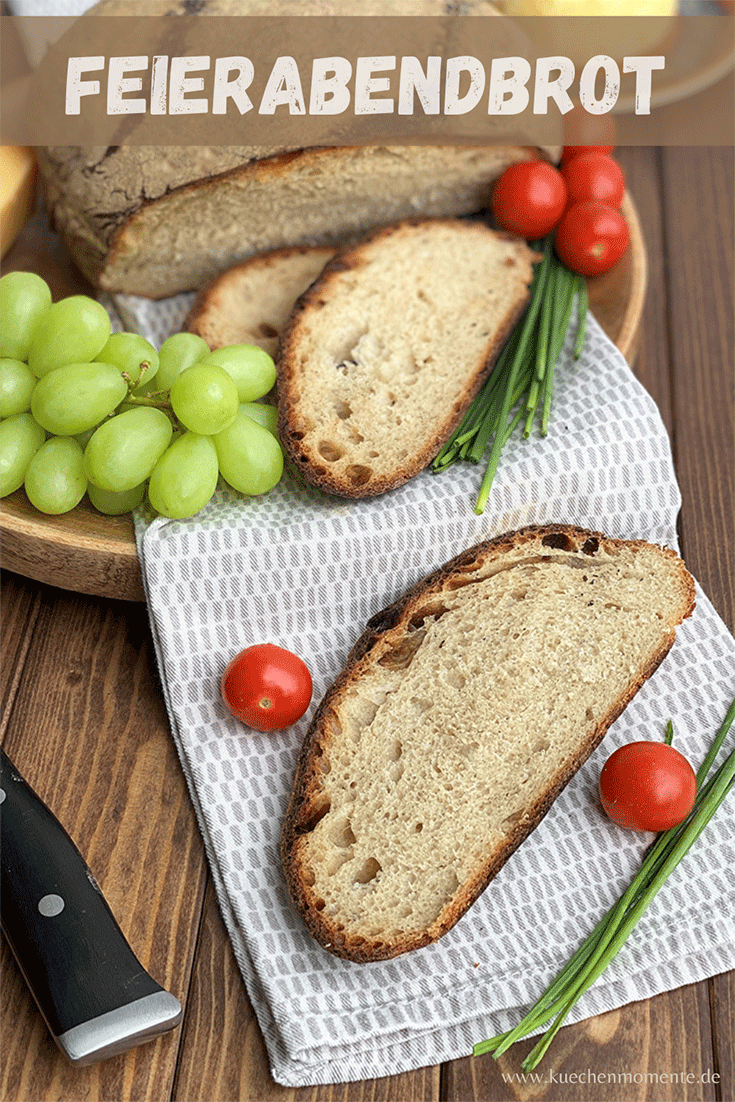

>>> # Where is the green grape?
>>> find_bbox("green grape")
[148,432,218,519]
[88,481,146,516]
[84,406,172,492]
[0,271,52,361]
[28,295,111,378]
[205,344,276,402]
[214,410,284,496]
[240,401,278,437]
[138,332,210,394]
[24,437,87,515]
[96,332,160,388]
[0,412,46,496]
[31,362,127,435]
[0,358,36,417]
[170,363,238,435]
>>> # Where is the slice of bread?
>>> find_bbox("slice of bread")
[277,219,536,498]
[186,246,339,358]
[281,525,695,962]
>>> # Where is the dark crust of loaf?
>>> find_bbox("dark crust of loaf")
[276,218,536,499]
[184,244,340,348]
[280,523,696,963]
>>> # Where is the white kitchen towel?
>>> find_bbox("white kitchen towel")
[110,292,735,1087]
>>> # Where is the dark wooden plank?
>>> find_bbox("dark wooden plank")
[0,571,43,735]
[0,588,207,1102]
[662,146,734,631]
[173,881,441,1102]
[448,981,717,1102]
[709,971,734,1101]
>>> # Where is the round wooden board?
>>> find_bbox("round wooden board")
[0,193,646,604]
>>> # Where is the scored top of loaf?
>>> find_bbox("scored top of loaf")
[277,218,537,498]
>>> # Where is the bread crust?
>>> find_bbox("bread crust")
[280,524,695,962]
[277,218,536,498]
[185,244,339,349]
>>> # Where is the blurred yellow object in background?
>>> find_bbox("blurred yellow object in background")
[1,147,37,259]
[500,0,676,12]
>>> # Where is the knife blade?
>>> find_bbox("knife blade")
[0,748,182,1066]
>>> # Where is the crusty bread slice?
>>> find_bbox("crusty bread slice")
[277,219,536,498]
[281,525,695,962]
[185,246,339,357]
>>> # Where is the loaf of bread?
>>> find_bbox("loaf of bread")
[186,246,338,358]
[277,218,536,498]
[280,525,695,962]
[37,144,544,299]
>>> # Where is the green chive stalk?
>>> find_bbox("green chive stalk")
[473,697,735,1071]
[431,237,588,515]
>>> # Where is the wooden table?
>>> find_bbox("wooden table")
[1,147,733,1102]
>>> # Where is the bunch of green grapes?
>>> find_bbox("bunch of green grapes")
[0,272,284,519]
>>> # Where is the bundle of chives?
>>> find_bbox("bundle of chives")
[431,237,588,516]
[473,697,735,1072]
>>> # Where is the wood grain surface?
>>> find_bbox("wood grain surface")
[1,147,733,1102]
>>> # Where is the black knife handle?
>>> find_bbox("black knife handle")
[0,750,181,1065]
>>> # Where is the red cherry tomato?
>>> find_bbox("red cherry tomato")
[562,152,625,209]
[599,742,697,832]
[222,643,312,732]
[555,201,629,277]
[560,144,615,166]
[491,161,567,239]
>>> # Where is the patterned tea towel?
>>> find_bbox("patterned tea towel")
[106,288,734,1087]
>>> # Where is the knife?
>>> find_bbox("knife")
[0,749,182,1066]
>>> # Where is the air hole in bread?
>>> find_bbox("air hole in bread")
[586,707,595,721]
[510,588,529,600]
[501,810,524,829]
[346,464,372,487]
[317,440,344,462]
[582,537,600,556]
[533,738,550,753]
[332,396,352,420]
[315,898,326,911]
[389,761,404,783]
[326,851,351,876]
[258,323,279,339]
[298,795,331,834]
[410,602,450,629]
[368,450,380,458]
[387,738,403,763]
[348,428,365,444]
[541,531,577,552]
[414,822,424,833]
[329,817,357,848]
[445,574,481,591]
[445,668,466,689]
[354,857,382,885]
[303,868,316,887]
[378,630,426,670]
[410,697,433,715]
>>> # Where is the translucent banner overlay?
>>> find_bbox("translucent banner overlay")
[1,14,733,146]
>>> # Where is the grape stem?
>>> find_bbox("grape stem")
[122,373,179,428]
